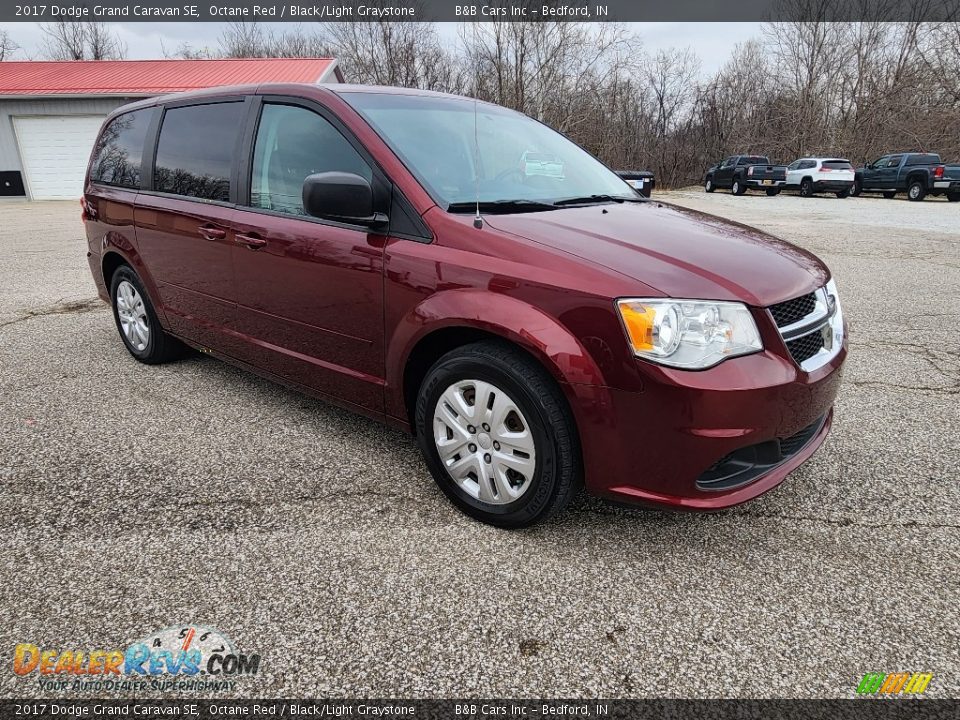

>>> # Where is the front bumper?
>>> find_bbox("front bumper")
[569,331,847,511]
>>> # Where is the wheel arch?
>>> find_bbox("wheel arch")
[98,241,168,326]
[387,290,607,429]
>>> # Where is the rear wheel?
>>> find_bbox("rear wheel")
[836,188,850,198]
[948,193,960,202]
[907,180,926,202]
[883,191,897,199]
[765,188,781,196]
[110,265,187,364]
[731,178,746,196]
[799,178,814,198]
[416,342,581,528]
[704,176,715,193]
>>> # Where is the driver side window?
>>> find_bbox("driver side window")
[250,103,372,217]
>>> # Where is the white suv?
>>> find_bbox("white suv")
[785,158,856,198]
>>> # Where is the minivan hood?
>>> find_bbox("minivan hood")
[484,202,828,306]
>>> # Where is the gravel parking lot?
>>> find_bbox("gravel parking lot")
[1,192,958,699]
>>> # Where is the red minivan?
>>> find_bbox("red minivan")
[83,84,847,527]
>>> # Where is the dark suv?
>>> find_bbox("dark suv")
[83,84,847,527]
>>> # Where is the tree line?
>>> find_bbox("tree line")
[5,17,960,187]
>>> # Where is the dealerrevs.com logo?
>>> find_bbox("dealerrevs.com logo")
[13,625,261,692]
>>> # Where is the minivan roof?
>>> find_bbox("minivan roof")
[101,82,495,121]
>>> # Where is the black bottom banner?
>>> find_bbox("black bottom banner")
[1,700,958,720]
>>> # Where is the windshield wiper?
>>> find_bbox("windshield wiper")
[447,199,558,214]
[552,194,644,207]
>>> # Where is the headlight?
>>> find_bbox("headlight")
[616,298,763,369]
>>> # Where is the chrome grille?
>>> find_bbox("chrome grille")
[770,292,816,328]
[769,286,840,370]
[786,331,825,365]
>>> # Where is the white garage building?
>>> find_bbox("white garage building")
[0,58,343,200]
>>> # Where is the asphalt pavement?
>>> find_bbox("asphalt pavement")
[0,192,957,699]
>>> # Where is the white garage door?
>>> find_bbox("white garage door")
[13,115,106,200]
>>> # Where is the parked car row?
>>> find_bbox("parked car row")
[704,152,960,201]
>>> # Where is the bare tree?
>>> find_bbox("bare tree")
[41,21,126,60]
[0,29,18,60]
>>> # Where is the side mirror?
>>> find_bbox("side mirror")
[302,172,386,227]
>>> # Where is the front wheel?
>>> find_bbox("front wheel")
[907,180,926,202]
[415,342,581,528]
[110,265,187,364]
[850,179,862,197]
[731,179,746,195]
[705,176,715,193]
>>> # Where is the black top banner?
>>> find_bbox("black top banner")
[2,700,960,720]
[2,0,959,22]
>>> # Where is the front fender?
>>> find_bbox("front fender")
[385,289,607,414]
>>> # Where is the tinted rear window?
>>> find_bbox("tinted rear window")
[905,154,941,166]
[739,156,769,165]
[153,102,245,202]
[90,108,155,189]
[822,161,853,170]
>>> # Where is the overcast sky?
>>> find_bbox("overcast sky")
[0,22,764,76]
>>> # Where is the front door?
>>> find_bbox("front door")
[134,100,247,352]
[714,157,736,187]
[230,100,386,413]
[876,155,903,189]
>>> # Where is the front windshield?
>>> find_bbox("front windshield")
[342,92,636,209]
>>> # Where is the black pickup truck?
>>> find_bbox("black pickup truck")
[704,155,787,196]
[852,153,960,202]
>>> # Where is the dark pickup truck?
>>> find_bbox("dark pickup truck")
[704,155,787,196]
[852,153,960,202]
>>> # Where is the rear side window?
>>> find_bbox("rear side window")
[153,102,245,202]
[822,161,852,170]
[90,108,154,189]
[885,155,903,168]
[800,160,817,170]
[905,154,940,166]
[250,103,372,217]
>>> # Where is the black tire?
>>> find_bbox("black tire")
[850,179,862,197]
[883,191,897,199]
[110,265,187,364]
[765,188,781,196]
[799,178,814,198]
[415,341,581,528]
[836,188,850,198]
[704,176,715,193]
[907,180,926,202]
[948,193,960,202]
[731,178,746,195]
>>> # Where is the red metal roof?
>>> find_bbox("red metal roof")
[0,58,341,97]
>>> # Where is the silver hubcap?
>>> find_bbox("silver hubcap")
[115,280,150,352]
[910,185,919,198]
[433,379,537,505]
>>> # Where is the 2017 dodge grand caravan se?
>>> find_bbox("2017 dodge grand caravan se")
[83,84,847,527]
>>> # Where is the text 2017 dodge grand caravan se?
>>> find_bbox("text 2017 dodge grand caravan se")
[83,84,847,527]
